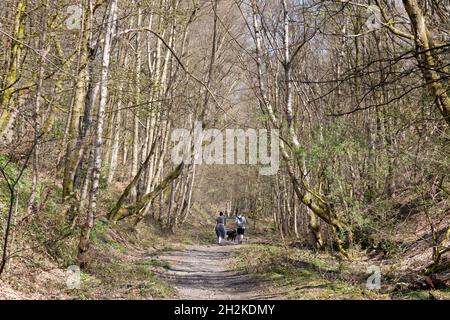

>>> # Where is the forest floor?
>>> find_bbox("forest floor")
[0,197,449,300]
[145,239,450,300]
[1,221,449,300]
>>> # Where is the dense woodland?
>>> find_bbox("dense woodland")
[0,0,449,299]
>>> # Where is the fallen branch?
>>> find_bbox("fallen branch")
[108,163,184,223]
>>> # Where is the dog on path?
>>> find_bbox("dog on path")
[226,229,237,242]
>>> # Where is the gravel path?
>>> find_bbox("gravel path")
[156,243,280,300]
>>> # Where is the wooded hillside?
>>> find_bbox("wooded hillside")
[0,0,449,299]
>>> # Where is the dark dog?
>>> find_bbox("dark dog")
[226,229,237,242]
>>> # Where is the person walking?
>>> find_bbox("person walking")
[235,213,247,244]
[215,212,226,245]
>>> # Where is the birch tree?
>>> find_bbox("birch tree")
[78,0,117,266]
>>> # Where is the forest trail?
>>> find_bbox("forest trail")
[156,243,281,300]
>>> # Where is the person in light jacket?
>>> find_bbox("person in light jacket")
[235,213,247,244]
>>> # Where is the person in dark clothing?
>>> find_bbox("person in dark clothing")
[215,212,226,244]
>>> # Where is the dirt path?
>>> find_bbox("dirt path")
[156,243,280,300]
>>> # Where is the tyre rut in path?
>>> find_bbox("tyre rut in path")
[156,244,280,300]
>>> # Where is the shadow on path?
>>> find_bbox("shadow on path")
[155,244,280,300]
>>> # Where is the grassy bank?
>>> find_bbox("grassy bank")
[231,244,450,300]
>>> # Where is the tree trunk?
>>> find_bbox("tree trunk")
[63,0,93,199]
[0,0,26,138]
[402,0,450,126]
[77,0,117,267]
